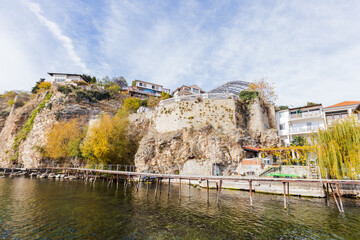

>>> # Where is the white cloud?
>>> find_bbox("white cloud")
[26,1,87,73]
[1,0,360,108]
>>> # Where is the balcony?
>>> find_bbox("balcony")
[128,87,161,97]
[289,126,319,134]
[289,111,321,120]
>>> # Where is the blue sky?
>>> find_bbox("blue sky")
[1,0,360,107]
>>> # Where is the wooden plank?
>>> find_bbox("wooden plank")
[336,184,344,213]
[329,184,341,212]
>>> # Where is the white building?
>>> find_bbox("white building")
[323,101,360,126]
[173,85,205,96]
[128,80,170,99]
[48,73,86,83]
[276,104,325,145]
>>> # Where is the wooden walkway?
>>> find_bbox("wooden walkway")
[2,166,360,213]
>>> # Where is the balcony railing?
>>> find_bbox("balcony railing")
[290,111,321,119]
[289,126,319,133]
[129,87,161,97]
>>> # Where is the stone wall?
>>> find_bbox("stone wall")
[153,98,237,133]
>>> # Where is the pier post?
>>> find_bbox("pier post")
[326,183,330,207]
[287,182,290,207]
[249,180,253,206]
[168,178,171,197]
[159,178,162,195]
[217,180,222,204]
[155,178,159,200]
[336,184,344,213]
[207,180,210,204]
[179,178,182,201]
[136,176,141,192]
[329,184,341,212]
[283,182,287,209]
[146,177,149,197]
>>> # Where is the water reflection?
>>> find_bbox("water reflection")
[0,177,360,239]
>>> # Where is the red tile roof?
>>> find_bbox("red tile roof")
[325,101,360,108]
[243,146,261,152]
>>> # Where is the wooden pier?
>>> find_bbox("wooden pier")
[1,165,359,213]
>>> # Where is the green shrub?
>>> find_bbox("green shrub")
[11,92,53,162]
[75,90,93,102]
[57,85,73,95]
[239,91,259,103]
[89,90,110,101]
[7,99,15,107]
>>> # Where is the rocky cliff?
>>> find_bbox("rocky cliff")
[0,85,122,167]
[133,96,280,175]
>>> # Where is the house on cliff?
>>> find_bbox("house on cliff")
[128,80,170,99]
[173,85,205,96]
[48,73,87,84]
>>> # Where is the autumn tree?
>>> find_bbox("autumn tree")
[31,78,45,94]
[44,119,85,161]
[247,78,278,103]
[81,113,137,165]
[147,96,160,108]
[123,97,141,113]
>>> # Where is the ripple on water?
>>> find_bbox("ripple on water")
[1,177,360,239]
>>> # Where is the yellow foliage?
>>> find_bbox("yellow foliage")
[247,78,278,103]
[45,119,84,160]
[313,115,360,179]
[147,96,160,109]
[37,82,52,92]
[123,97,141,113]
[81,114,136,164]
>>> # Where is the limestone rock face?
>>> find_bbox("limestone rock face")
[0,90,120,168]
[134,97,280,176]
[135,126,251,175]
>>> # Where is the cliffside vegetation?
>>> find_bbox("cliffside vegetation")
[314,115,360,179]
[247,78,278,103]
[43,103,139,165]
[44,119,85,160]
[11,92,53,162]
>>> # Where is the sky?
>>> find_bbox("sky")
[0,0,360,107]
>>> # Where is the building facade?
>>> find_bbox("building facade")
[48,73,86,83]
[173,85,205,96]
[128,80,170,99]
[323,101,360,126]
[276,104,325,145]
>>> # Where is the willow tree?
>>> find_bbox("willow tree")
[313,115,360,179]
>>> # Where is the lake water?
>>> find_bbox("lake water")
[1,177,360,239]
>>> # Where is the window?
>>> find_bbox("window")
[192,88,199,93]
[279,124,285,130]
[139,82,143,86]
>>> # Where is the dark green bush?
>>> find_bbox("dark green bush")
[57,85,72,95]
[89,90,110,101]
[75,90,93,102]
[239,91,259,103]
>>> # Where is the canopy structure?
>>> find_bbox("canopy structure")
[209,81,250,96]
